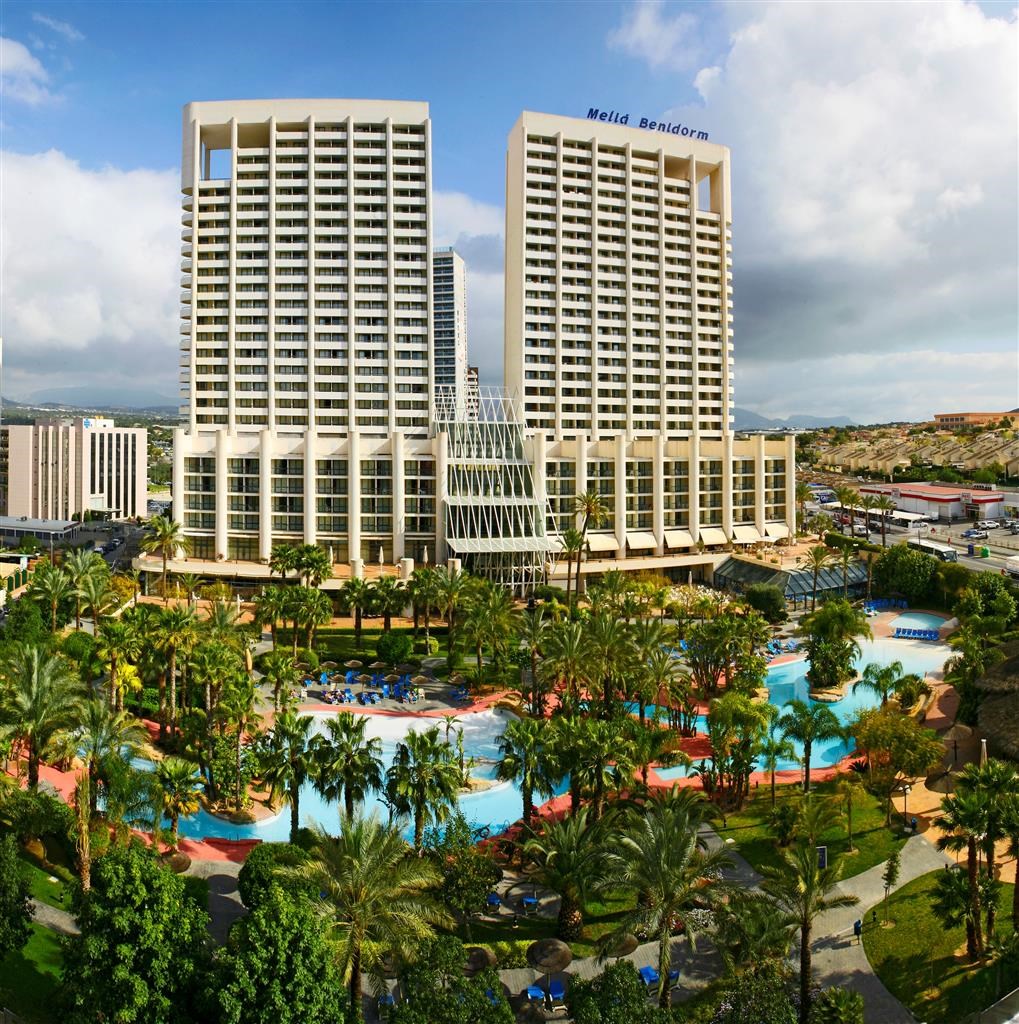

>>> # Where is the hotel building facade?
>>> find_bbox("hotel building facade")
[164,100,793,591]
[432,246,468,407]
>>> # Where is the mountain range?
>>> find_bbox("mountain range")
[733,407,856,430]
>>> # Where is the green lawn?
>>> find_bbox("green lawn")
[863,871,1018,1024]
[279,625,451,667]
[0,825,76,911]
[717,778,907,879]
[0,923,62,1023]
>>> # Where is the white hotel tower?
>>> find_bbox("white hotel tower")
[166,99,793,592]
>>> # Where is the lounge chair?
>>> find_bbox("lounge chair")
[382,684,390,699]
[486,891,502,910]
[521,894,539,914]
[525,985,544,1004]
[639,965,660,991]
[548,978,567,1007]
[343,687,354,704]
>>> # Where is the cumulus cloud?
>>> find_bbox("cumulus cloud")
[611,0,1018,419]
[31,13,84,43]
[0,37,55,104]
[433,190,505,385]
[608,0,703,71]
[0,150,179,398]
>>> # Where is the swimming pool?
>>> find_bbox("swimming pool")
[169,708,550,843]
[890,611,948,632]
[654,635,950,781]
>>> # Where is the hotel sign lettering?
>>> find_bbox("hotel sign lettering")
[586,108,709,141]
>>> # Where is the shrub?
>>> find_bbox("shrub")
[414,636,438,656]
[1,788,74,844]
[744,583,787,623]
[376,630,414,664]
[237,842,310,909]
[824,532,881,554]
[808,986,864,1024]
[767,801,801,847]
[488,941,527,969]
[294,647,319,673]
[533,584,564,603]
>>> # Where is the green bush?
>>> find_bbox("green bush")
[181,874,209,911]
[236,842,310,909]
[744,583,787,623]
[825,532,881,554]
[414,636,438,656]
[0,788,74,844]
[295,647,319,673]
[808,986,864,1023]
[377,631,414,664]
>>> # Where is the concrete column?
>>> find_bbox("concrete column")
[350,557,364,579]
[722,432,734,539]
[614,432,627,555]
[259,429,272,560]
[754,433,767,534]
[304,430,316,546]
[348,429,361,563]
[398,557,414,580]
[689,436,701,543]
[785,434,798,535]
[575,433,588,530]
[653,433,665,555]
[435,430,448,558]
[391,430,405,562]
[533,431,548,540]
[215,428,229,559]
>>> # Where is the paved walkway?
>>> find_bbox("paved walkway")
[29,898,78,936]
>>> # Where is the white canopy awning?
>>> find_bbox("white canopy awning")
[626,531,657,550]
[699,527,728,546]
[664,529,694,549]
[585,533,619,553]
[447,536,555,554]
[732,525,764,544]
[765,523,791,539]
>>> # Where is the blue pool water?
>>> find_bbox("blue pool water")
[890,611,948,632]
[654,634,950,781]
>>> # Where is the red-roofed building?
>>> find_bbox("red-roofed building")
[859,482,1005,521]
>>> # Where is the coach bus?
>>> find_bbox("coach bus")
[906,538,958,562]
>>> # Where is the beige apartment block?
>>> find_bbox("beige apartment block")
[0,419,147,521]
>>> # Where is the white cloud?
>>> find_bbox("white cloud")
[433,190,503,243]
[610,1,1018,417]
[0,150,179,397]
[608,0,702,71]
[0,37,55,104]
[31,13,84,43]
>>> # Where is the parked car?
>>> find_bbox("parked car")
[977,520,1000,530]
[962,529,989,540]
[852,524,869,537]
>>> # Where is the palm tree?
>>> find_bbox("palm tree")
[573,489,608,601]
[293,587,334,649]
[541,620,592,709]
[435,565,471,670]
[217,674,259,810]
[286,817,453,1015]
[860,494,876,536]
[408,567,440,646]
[337,577,370,650]
[76,698,146,815]
[294,543,333,587]
[833,772,864,852]
[517,606,550,714]
[95,619,141,711]
[761,844,859,1024]
[311,712,384,819]
[795,481,813,530]
[625,719,691,790]
[77,571,117,629]
[154,605,199,736]
[778,699,843,793]
[560,526,583,608]
[190,641,245,799]
[933,790,988,960]
[605,799,733,1009]
[522,807,604,940]
[255,709,316,843]
[370,575,406,633]
[712,890,794,971]
[31,564,72,633]
[0,643,85,787]
[260,649,300,711]
[836,547,855,598]
[833,485,859,537]
[253,586,289,649]
[853,660,905,707]
[173,572,202,604]
[385,726,460,850]
[760,727,797,807]
[585,610,633,714]
[140,515,192,601]
[269,543,299,583]
[155,756,203,845]
[1000,793,1019,929]
[873,495,896,547]
[569,717,633,820]
[797,545,834,612]
[496,716,558,823]
[63,548,108,630]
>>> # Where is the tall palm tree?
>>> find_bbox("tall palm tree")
[0,644,85,787]
[860,494,876,536]
[873,495,896,547]
[517,606,550,714]
[496,716,558,823]
[311,712,384,819]
[255,709,316,843]
[569,716,633,820]
[625,718,691,790]
[385,725,460,850]
[63,548,108,630]
[604,799,733,1009]
[337,577,370,650]
[833,485,859,537]
[760,727,798,807]
[573,489,608,602]
[252,586,289,649]
[76,698,146,815]
[408,567,440,646]
[260,649,299,711]
[155,756,203,845]
[933,790,989,960]
[77,571,117,629]
[31,564,72,633]
[286,817,453,1016]
[294,543,333,587]
[585,610,633,714]
[1000,793,1019,929]
[95,619,141,711]
[795,481,813,530]
[797,544,834,612]
[140,515,191,601]
[217,673,259,810]
[560,526,583,609]
[541,619,592,709]
[435,565,471,670]
[853,660,906,707]
[190,641,244,798]
[523,807,605,940]
[269,543,299,583]
[173,572,202,604]
[777,699,843,793]
[293,587,334,649]
[370,576,406,633]
[761,844,859,1024]
[836,547,855,598]
[154,604,199,736]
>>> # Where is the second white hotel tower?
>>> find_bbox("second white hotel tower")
[173,99,794,588]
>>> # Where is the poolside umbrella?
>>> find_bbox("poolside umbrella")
[320,660,337,669]
[601,932,638,960]
[370,660,388,670]
[464,946,497,976]
[450,672,465,683]
[411,674,430,686]
[526,938,572,974]
[384,673,401,683]
[396,663,416,674]
[356,673,372,694]
[344,659,363,670]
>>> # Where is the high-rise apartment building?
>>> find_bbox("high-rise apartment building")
[432,247,468,406]
[0,419,147,521]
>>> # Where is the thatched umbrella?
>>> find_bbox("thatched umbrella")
[411,674,430,686]
[384,673,401,683]
[601,932,638,960]
[396,663,416,674]
[526,937,572,1008]
[344,659,363,670]
[464,945,497,976]
[370,660,388,670]
[320,660,338,669]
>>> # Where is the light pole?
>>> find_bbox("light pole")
[902,783,911,827]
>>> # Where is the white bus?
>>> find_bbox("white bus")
[906,538,958,562]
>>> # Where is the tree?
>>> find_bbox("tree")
[386,725,461,850]
[711,961,798,1024]
[795,481,813,526]
[435,565,471,670]
[778,700,843,793]
[495,715,557,823]
[560,526,584,609]
[77,698,146,816]
[337,577,370,650]
[370,575,407,633]
[873,543,937,605]
[0,834,31,962]
[216,884,348,1024]
[260,649,300,712]
[626,718,691,790]
[573,489,608,601]
[77,570,117,628]
[95,618,141,711]
[269,543,299,582]
[799,599,870,693]
[881,846,901,923]
[853,660,906,707]
[745,582,787,623]
[567,961,675,1024]
[291,586,333,649]
[809,987,865,1024]
[761,844,859,1024]
[155,604,199,735]
[284,817,452,1018]
[408,566,441,646]
[155,756,203,845]
[293,543,333,588]
[604,798,732,1009]
[712,890,794,970]
[873,495,896,547]
[311,711,384,819]
[836,547,855,599]
[541,619,594,709]
[61,843,210,1024]
[833,771,864,852]
[797,545,834,612]
[253,586,290,650]
[0,643,85,787]
[255,710,316,843]
[30,564,72,633]
[522,807,604,940]
[933,791,989,960]
[63,548,108,630]
[761,726,798,807]
[140,515,192,601]
[833,485,859,537]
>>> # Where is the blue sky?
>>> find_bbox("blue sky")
[2,1,1016,420]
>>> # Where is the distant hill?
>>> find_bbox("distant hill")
[28,386,178,412]
[734,407,856,430]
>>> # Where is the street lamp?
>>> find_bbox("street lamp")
[902,783,912,827]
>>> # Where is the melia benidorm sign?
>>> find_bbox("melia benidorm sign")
[586,107,709,141]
